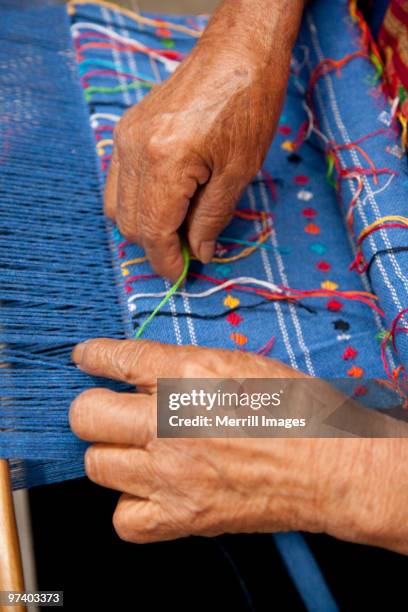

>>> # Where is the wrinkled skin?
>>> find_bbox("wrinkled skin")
[105,0,304,280]
[71,339,408,554]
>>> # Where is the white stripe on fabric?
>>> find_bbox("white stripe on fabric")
[308,15,408,306]
[247,185,299,370]
[305,14,397,369]
[257,174,316,375]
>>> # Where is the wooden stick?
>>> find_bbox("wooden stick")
[0,460,26,612]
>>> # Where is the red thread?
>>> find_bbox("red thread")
[255,336,276,356]
[294,175,309,185]
[123,271,383,316]
[350,222,408,273]
[343,346,358,360]
[353,384,368,396]
[261,169,278,201]
[307,52,367,109]
[316,261,331,272]
[302,207,317,218]
[234,209,273,221]
[75,31,183,60]
[327,299,343,312]
[226,312,243,326]
[380,308,408,395]
[291,121,310,151]
[156,27,172,38]
[81,68,153,84]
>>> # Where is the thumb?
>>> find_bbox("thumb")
[186,174,245,263]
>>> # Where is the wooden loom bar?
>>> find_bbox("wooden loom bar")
[0,460,26,612]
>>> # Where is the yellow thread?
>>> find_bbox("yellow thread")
[212,230,272,263]
[211,213,271,264]
[96,139,113,149]
[358,215,408,241]
[121,256,147,269]
[349,0,358,21]
[281,140,295,152]
[69,0,202,37]
[224,295,240,309]
[321,280,338,291]
[398,112,408,150]
[117,214,272,273]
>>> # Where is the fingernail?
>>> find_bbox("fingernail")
[72,341,88,364]
[198,240,215,264]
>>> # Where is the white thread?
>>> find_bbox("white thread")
[90,113,120,127]
[247,185,300,370]
[127,276,283,303]
[257,172,316,376]
[71,22,179,72]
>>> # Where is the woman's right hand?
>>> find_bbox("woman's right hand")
[105,0,305,281]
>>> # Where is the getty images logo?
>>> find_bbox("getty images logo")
[168,388,284,411]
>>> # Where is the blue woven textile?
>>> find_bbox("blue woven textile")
[0,1,406,487]
[5,4,406,609]
[0,3,127,487]
[302,0,408,372]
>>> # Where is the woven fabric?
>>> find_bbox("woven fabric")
[71,0,406,391]
[1,0,407,488]
[304,0,408,371]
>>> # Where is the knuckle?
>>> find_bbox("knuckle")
[112,341,139,382]
[180,359,209,379]
[144,135,166,162]
[140,218,163,243]
[193,206,233,234]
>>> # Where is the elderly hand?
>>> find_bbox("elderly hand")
[104,0,305,281]
[70,339,408,554]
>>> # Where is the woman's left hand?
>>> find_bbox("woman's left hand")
[70,338,408,553]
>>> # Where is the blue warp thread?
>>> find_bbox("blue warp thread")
[0,3,130,488]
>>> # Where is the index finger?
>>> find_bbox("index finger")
[71,338,192,385]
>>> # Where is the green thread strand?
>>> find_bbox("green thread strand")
[218,236,289,254]
[134,242,190,338]
[325,154,336,187]
[85,80,153,99]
